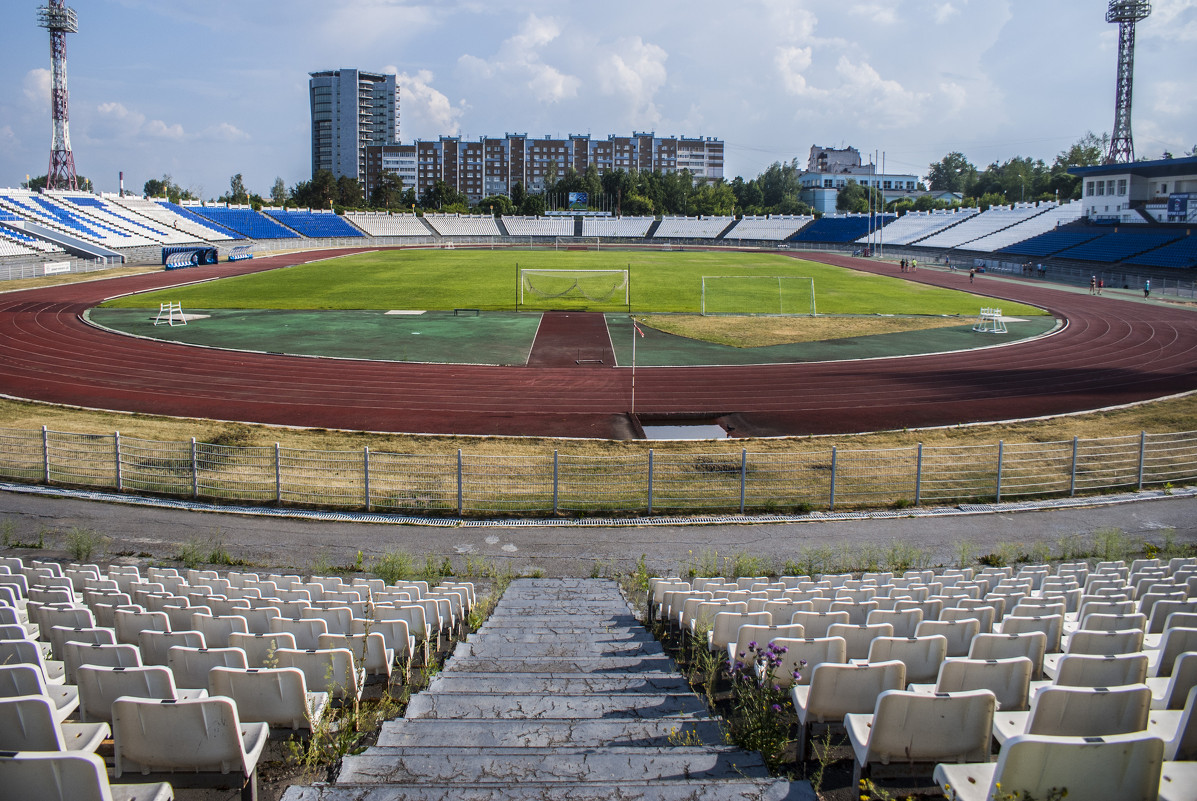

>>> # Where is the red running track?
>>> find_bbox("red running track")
[1,248,1195,438]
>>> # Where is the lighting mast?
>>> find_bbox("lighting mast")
[1104,0,1151,164]
[38,0,80,190]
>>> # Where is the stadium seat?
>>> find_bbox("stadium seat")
[791,660,906,760]
[865,635,948,684]
[166,646,248,691]
[992,684,1154,747]
[76,665,206,723]
[0,664,79,723]
[208,666,329,734]
[0,750,173,801]
[274,647,362,703]
[0,694,108,753]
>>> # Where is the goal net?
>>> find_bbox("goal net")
[701,276,816,316]
[519,268,629,310]
[554,236,601,251]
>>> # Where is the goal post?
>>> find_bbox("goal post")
[519,268,629,310]
[700,275,816,316]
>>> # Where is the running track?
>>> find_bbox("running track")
[1,248,1195,438]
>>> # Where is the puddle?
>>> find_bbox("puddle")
[641,423,729,440]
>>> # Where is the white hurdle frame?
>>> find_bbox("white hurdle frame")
[973,307,1007,334]
[154,302,187,327]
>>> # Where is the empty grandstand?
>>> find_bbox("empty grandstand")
[914,203,1054,250]
[184,205,299,239]
[501,216,574,237]
[1126,235,1197,269]
[422,213,503,237]
[725,215,813,241]
[792,213,895,243]
[344,212,433,237]
[858,208,977,246]
[156,202,244,239]
[997,228,1106,258]
[963,202,1085,253]
[0,190,156,248]
[58,193,197,245]
[263,209,363,238]
[581,216,654,238]
[112,198,238,241]
[653,216,734,239]
[1050,229,1185,263]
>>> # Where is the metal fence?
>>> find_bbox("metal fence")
[2,426,1195,517]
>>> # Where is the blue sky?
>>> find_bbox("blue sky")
[1,0,1193,198]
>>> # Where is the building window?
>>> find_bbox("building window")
[1118,179,1127,195]
[1096,182,1105,196]
[1086,181,1094,195]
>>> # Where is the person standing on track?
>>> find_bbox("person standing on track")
[911,258,917,271]
[1144,279,1151,299]
[1090,276,1097,295]
[969,268,975,284]
[1098,278,1104,295]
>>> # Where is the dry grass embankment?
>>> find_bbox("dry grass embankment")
[639,314,971,347]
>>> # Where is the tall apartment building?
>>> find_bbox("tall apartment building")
[309,69,400,184]
[364,132,724,203]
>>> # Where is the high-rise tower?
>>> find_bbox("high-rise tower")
[38,0,79,191]
[1104,0,1151,165]
[309,69,400,187]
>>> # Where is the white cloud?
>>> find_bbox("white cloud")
[851,2,898,25]
[22,69,52,113]
[0,125,17,148]
[1142,0,1197,43]
[93,101,189,141]
[201,122,248,142]
[775,46,827,98]
[833,56,928,127]
[456,14,580,104]
[934,2,961,24]
[385,67,466,136]
[598,37,668,127]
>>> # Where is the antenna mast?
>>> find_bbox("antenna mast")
[1104,0,1151,164]
[38,0,79,190]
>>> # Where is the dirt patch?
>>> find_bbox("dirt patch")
[639,314,970,348]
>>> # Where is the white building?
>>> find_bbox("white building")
[1070,155,1197,224]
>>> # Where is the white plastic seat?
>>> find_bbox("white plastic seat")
[866,635,948,684]
[916,618,980,658]
[1001,614,1064,653]
[301,605,354,636]
[0,750,173,801]
[992,684,1153,747]
[190,613,249,649]
[228,631,296,668]
[112,695,268,801]
[1050,652,1149,688]
[827,622,893,661]
[910,656,1033,712]
[845,688,995,786]
[1151,627,1197,678]
[829,600,878,626]
[0,694,109,753]
[760,636,846,688]
[317,632,394,678]
[791,660,905,760]
[274,647,363,702]
[76,665,206,723]
[725,624,805,667]
[208,666,329,734]
[1155,652,1197,710]
[113,610,169,646]
[37,608,95,653]
[935,732,1165,801]
[941,605,994,634]
[270,616,328,650]
[237,606,281,635]
[62,642,140,684]
[968,631,1047,681]
[707,611,771,654]
[1045,628,1146,678]
[789,610,850,639]
[137,629,205,666]
[0,664,79,723]
[166,646,249,691]
[866,608,923,639]
[353,618,415,668]
[47,625,115,662]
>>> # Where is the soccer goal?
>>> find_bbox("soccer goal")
[701,276,816,316]
[554,236,601,251]
[519,268,629,310]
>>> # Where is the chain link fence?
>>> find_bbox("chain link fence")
[1,426,1194,517]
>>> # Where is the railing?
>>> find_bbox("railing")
[2,427,1194,517]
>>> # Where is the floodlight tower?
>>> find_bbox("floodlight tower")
[1104,0,1151,164]
[38,0,79,190]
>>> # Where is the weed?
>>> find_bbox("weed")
[309,552,334,578]
[175,538,205,569]
[891,497,911,510]
[725,641,798,769]
[1027,541,1051,566]
[885,541,930,574]
[796,545,833,578]
[631,554,653,594]
[1092,527,1132,562]
[64,527,107,562]
[724,551,772,580]
[208,538,250,567]
[372,550,414,584]
[1054,533,1086,562]
[954,539,977,569]
[0,519,14,547]
[526,567,546,578]
[807,727,837,794]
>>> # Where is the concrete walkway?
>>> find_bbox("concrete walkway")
[281,578,813,800]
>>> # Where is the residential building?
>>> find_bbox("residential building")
[798,144,919,214]
[309,69,400,185]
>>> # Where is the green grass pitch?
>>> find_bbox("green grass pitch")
[102,250,1047,317]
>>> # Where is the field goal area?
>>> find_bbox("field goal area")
[519,268,629,310]
[701,276,816,316]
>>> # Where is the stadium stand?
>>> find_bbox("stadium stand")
[56,193,197,245]
[997,228,1106,258]
[0,191,156,248]
[653,216,734,239]
[1051,230,1185,264]
[0,219,63,255]
[581,216,654,237]
[724,215,813,241]
[1126,235,1197,269]
[792,213,895,243]
[861,208,978,246]
[343,212,432,237]
[0,231,37,257]
[915,203,1052,250]
[185,205,299,239]
[422,213,502,237]
[263,209,364,238]
[501,216,574,237]
[112,198,239,241]
[965,202,1086,253]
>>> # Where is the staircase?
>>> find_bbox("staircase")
[281,578,812,800]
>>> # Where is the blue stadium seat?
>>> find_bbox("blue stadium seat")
[187,207,298,239]
[262,210,362,238]
[998,229,1106,257]
[791,215,895,243]
[1126,235,1197,269]
[1052,230,1184,263]
[159,203,244,239]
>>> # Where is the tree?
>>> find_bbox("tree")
[335,176,362,208]
[420,180,467,210]
[270,177,287,207]
[291,169,337,209]
[926,152,978,194]
[621,192,653,216]
[478,194,514,216]
[519,193,545,216]
[836,180,883,213]
[510,181,526,210]
[368,172,405,209]
[222,173,249,205]
[23,174,93,192]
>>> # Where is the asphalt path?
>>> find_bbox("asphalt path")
[3,489,1194,576]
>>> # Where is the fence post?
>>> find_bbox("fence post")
[647,449,654,515]
[363,447,371,511]
[457,449,463,516]
[41,425,49,483]
[114,431,122,491]
[1138,430,1147,490]
[914,443,923,506]
[274,443,282,503]
[190,438,198,498]
[829,446,838,510]
[995,440,1004,503]
[740,449,747,514]
[1070,436,1079,497]
[553,450,559,515]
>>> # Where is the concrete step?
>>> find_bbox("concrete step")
[375,718,725,749]
[453,641,663,659]
[404,692,708,720]
[427,673,691,695]
[469,631,655,644]
[282,780,816,801]
[336,746,769,784]
[443,655,677,674]
[478,621,646,634]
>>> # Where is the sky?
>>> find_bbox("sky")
[1,0,1194,199]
